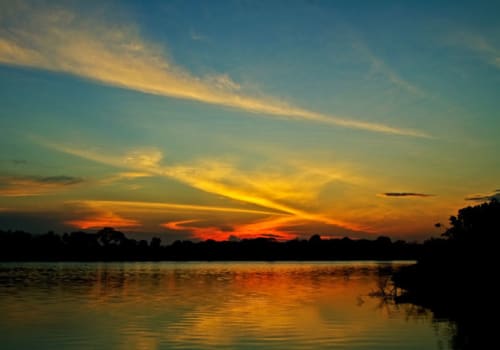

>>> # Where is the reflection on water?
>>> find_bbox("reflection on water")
[0,262,452,350]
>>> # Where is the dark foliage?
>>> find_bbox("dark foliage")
[0,227,420,261]
[393,199,499,350]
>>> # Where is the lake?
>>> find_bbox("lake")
[0,262,453,349]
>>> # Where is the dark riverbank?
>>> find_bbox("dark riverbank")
[392,199,499,350]
[393,260,496,350]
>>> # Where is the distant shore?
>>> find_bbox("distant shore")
[1,228,421,261]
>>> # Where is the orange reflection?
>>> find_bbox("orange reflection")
[79,263,420,346]
[0,262,437,349]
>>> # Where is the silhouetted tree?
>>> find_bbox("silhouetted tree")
[309,234,321,243]
[393,199,500,350]
[97,227,126,246]
[150,237,161,249]
[442,199,500,243]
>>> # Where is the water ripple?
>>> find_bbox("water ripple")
[0,261,447,350]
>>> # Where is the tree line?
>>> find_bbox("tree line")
[0,227,420,261]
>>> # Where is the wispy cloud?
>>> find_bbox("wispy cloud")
[38,175,82,185]
[0,1,428,137]
[0,175,83,197]
[380,192,434,198]
[465,190,500,202]
[189,29,208,42]
[101,171,152,182]
[452,32,500,69]
[353,41,424,96]
[97,171,153,190]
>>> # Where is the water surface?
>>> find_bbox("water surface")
[0,262,452,349]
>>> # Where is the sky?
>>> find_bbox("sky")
[0,0,499,242]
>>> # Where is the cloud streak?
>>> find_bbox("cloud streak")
[38,175,83,185]
[0,175,83,197]
[71,200,285,217]
[353,41,424,97]
[380,192,433,198]
[452,32,500,69]
[465,190,500,202]
[0,1,428,137]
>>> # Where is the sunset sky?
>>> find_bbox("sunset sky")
[1,0,499,242]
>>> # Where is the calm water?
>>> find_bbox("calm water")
[0,262,453,350]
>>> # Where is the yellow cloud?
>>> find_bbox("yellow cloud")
[163,162,364,230]
[71,200,285,217]
[42,141,370,233]
[124,149,164,168]
[0,2,428,137]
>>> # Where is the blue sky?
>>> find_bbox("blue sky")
[0,0,499,241]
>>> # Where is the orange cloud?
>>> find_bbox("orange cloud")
[162,216,303,241]
[66,212,141,230]
[67,200,295,239]
[161,219,201,231]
